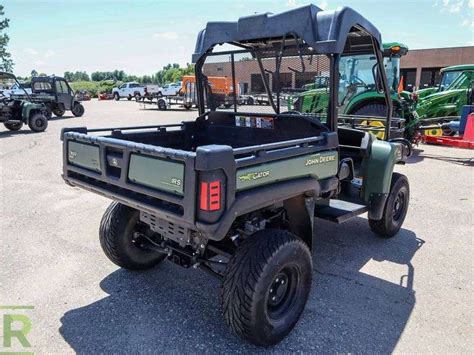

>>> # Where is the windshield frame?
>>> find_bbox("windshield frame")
[438,70,463,92]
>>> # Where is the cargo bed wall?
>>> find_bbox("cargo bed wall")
[106,112,327,151]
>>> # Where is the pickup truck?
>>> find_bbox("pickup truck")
[2,81,32,97]
[112,82,145,101]
[62,6,411,347]
[157,81,182,96]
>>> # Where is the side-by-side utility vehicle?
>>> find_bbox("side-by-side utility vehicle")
[0,72,49,132]
[12,75,85,118]
[61,5,411,346]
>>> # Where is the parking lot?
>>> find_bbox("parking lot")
[0,99,472,353]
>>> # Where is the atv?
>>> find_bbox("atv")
[0,72,49,133]
[61,5,411,346]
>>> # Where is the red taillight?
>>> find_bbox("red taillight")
[200,181,221,211]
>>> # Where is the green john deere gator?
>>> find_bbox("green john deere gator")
[61,5,411,346]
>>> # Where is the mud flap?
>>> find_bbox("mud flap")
[283,195,315,249]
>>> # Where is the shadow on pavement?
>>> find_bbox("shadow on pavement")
[60,217,423,353]
[138,107,198,112]
[0,129,36,138]
[407,147,473,166]
[49,115,76,120]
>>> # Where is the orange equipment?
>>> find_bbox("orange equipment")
[181,75,237,96]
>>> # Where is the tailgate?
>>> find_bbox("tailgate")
[62,128,196,225]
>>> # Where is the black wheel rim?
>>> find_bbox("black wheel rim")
[35,118,45,128]
[267,266,299,319]
[393,191,406,221]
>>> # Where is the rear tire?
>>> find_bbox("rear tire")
[72,103,85,117]
[4,122,23,131]
[99,202,166,270]
[369,173,410,238]
[222,229,312,347]
[28,113,48,132]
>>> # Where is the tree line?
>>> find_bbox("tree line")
[60,63,195,85]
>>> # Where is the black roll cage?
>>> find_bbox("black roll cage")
[193,32,392,139]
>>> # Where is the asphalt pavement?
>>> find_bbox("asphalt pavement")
[0,99,472,354]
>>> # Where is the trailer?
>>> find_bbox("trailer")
[138,80,197,110]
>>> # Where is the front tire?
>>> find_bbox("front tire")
[114,93,120,101]
[369,173,410,238]
[28,113,48,132]
[157,98,167,110]
[4,122,23,131]
[53,108,65,117]
[71,103,85,117]
[222,229,312,347]
[99,202,166,270]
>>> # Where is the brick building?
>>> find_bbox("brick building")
[201,46,474,94]
[400,46,474,90]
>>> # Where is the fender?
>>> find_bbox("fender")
[361,139,401,219]
[21,102,44,123]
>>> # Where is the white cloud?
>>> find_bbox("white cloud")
[153,31,179,40]
[439,0,464,13]
[44,50,55,58]
[448,1,463,12]
[433,0,466,14]
[319,0,329,9]
[469,0,474,7]
[287,0,328,9]
[23,48,38,55]
[286,0,299,7]
[461,19,474,27]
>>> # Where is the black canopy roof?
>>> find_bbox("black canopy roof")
[0,71,17,81]
[192,5,382,63]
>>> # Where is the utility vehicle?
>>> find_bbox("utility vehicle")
[13,76,85,118]
[0,72,49,132]
[61,5,410,346]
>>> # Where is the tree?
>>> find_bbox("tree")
[64,71,90,82]
[31,69,38,77]
[152,63,195,85]
[0,4,13,72]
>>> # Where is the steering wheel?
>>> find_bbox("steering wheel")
[350,75,367,87]
[0,92,9,102]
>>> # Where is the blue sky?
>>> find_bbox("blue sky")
[4,0,474,77]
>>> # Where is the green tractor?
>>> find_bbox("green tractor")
[288,43,409,119]
[412,64,474,119]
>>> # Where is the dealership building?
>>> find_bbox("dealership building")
[202,45,473,95]
[400,46,474,90]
